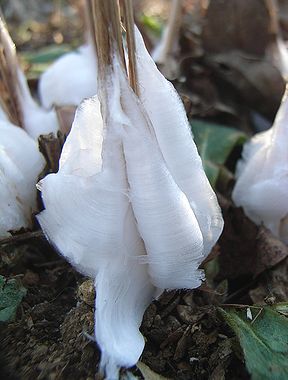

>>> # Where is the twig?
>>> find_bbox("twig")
[0,230,44,246]
[251,307,264,324]
[34,259,64,268]
[221,303,262,309]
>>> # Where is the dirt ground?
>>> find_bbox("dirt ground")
[0,234,250,380]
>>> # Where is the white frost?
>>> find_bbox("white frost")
[0,120,45,238]
[135,28,224,257]
[38,30,223,380]
[37,95,156,379]
[233,87,288,243]
[16,69,58,139]
[39,44,98,109]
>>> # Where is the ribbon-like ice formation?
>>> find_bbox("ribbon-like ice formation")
[0,120,45,238]
[39,44,98,109]
[233,86,288,244]
[38,30,223,379]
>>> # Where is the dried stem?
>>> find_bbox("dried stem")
[122,0,138,95]
[89,0,139,95]
[0,15,23,127]
[0,230,44,246]
[91,0,111,78]
[108,0,126,68]
[89,0,126,80]
[157,0,182,64]
[84,0,97,52]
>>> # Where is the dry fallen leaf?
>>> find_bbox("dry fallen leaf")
[255,226,288,276]
[202,0,278,56]
[218,198,288,280]
[204,51,284,119]
[55,105,76,135]
[137,361,171,380]
[250,256,288,303]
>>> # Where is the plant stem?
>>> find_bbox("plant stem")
[0,14,23,127]
[156,0,182,64]
[122,0,138,95]
[89,0,139,94]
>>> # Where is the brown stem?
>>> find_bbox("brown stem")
[89,0,126,79]
[91,0,111,78]
[84,0,97,51]
[0,230,44,246]
[108,0,126,69]
[122,0,138,95]
[88,0,138,95]
[156,0,182,64]
[0,14,24,127]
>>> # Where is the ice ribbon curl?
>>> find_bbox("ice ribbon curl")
[37,29,223,380]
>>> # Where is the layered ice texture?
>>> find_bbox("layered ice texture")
[38,30,223,380]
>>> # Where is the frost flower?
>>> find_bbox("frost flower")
[233,86,288,243]
[39,44,98,109]
[37,95,157,379]
[0,120,45,238]
[37,20,223,380]
[16,69,58,139]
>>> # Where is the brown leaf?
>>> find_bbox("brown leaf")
[278,0,288,38]
[202,0,279,56]
[137,361,171,380]
[250,255,288,303]
[55,105,76,136]
[174,325,190,361]
[218,197,288,280]
[200,0,285,120]
[204,50,285,119]
[177,305,206,324]
[255,226,288,276]
[218,201,258,279]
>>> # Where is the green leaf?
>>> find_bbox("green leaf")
[219,307,288,380]
[20,44,72,80]
[21,45,72,64]
[0,275,27,323]
[140,14,163,37]
[273,303,288,316]
[190,120,247,187]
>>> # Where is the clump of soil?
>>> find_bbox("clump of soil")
[0,236,249,380]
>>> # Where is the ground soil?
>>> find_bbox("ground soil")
[0,234,249,380]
